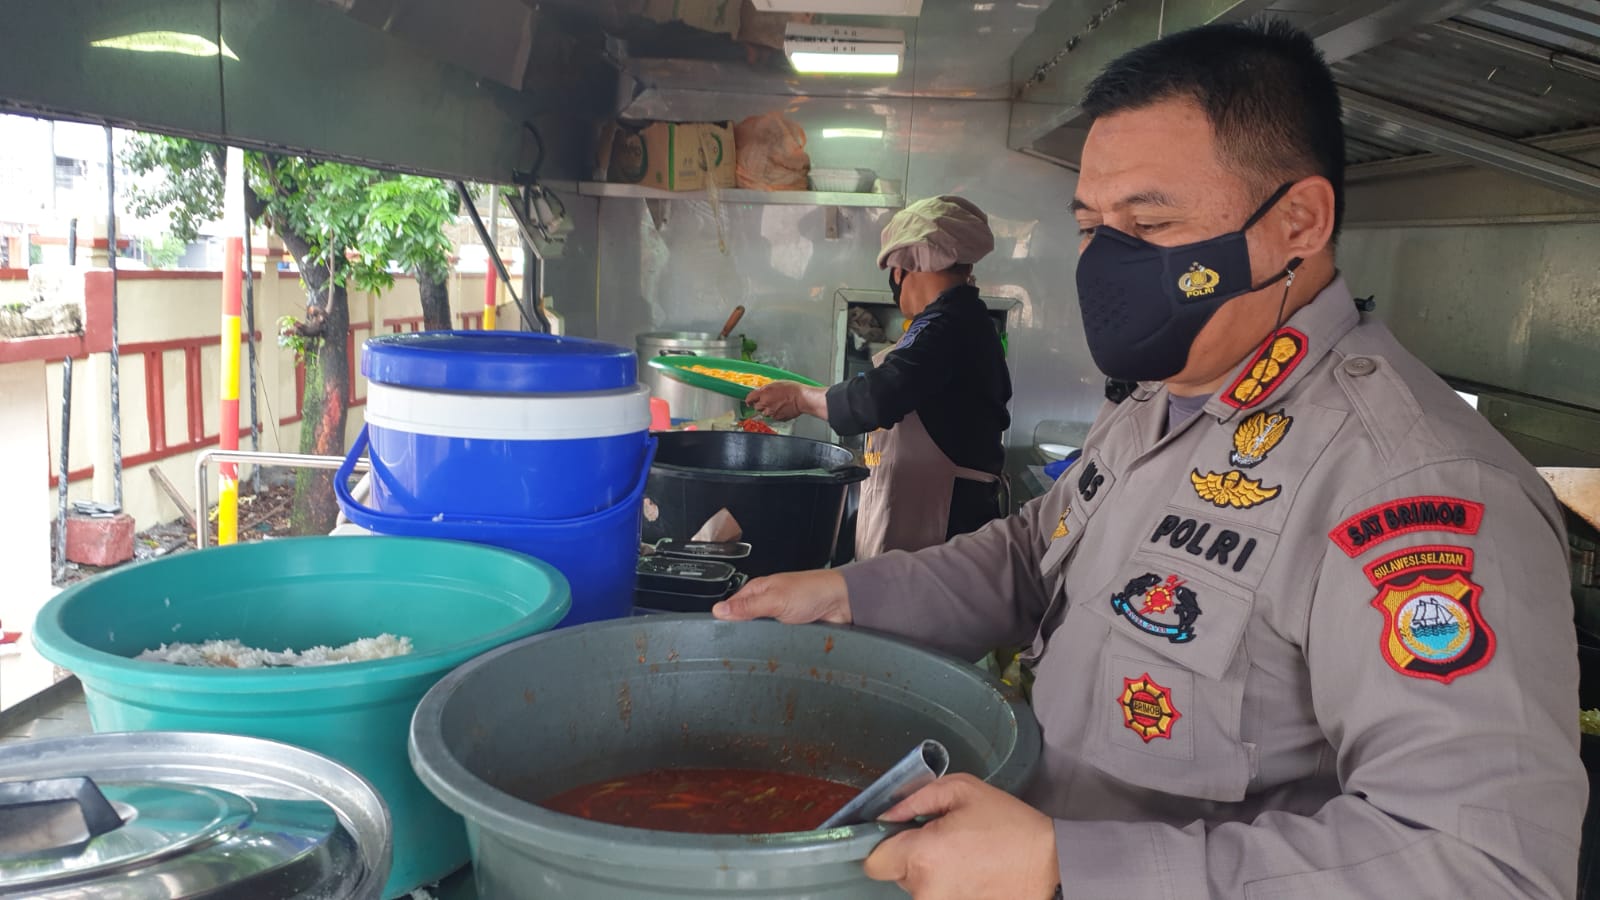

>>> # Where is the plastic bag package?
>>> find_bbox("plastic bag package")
[733,112,811,191]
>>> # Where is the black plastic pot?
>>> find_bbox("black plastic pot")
[642,432,869,577]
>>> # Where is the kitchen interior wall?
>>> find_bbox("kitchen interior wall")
[1339,151,1600,465]
[557,95,1104,448]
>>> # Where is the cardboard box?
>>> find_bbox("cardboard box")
[737,0,812,49]
[601,122,736,191]
[643,0,741,35]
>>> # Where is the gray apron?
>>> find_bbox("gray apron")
[854,347,998,561]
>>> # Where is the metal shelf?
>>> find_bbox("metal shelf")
[576,182,904,209]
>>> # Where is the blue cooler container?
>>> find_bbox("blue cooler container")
[340,331,654,626]
[336,430,652,628]
[361,331,651,520]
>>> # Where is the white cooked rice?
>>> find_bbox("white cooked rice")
[137,633,414,668]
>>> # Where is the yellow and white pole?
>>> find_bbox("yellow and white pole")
[482,189,497,330]
[217,146,244,545]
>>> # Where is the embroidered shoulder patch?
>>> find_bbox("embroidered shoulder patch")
[1367,545,1493,683]
[1120,673,1181,742]
[1223,328,1307,409]
[1363,545,1475,587]
[1330,496,1484,558]
[896,312,941,349]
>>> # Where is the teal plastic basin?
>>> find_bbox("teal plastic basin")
[32,536,571,898]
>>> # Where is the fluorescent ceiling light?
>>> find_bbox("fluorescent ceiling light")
[821,128,886,139]
[786,23,905,76]
[753,0,922,14]
[91,31,239,60]
[790,52,901,75]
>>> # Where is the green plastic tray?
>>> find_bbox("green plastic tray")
[648,355,822,400]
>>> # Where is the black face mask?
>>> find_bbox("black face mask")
[1075,182,1302,383]
[888,268,904,305]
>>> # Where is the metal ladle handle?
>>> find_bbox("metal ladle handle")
[819,740,950,829]
[0,776,124,859]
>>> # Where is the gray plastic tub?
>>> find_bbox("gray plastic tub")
[409,615,1039,899]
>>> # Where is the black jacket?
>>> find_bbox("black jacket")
[824,284,1013,535]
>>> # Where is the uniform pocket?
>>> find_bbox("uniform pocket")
[1081,567,1256,802]
[1024,503,1091,663]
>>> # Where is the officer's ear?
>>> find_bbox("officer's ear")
[1277,177,1337,260]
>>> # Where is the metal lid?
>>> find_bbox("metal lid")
[0,732,389,900]
[362,330,637,394]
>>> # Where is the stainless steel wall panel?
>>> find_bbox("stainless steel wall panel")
[581,98,1106,448]
[1341,222,1600,411]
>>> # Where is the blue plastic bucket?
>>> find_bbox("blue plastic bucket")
[362,331,651,520]
[337,429,655,628]
[31,536,571,898]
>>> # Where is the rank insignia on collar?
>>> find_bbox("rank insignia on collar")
[1224,328,1307,409]
[1191,469,1281,510]
[1367,547,1493,683]
[1120,673,1181,742]
[1229,409,1292,468]
[1110,573,1201,644]
[1051,511,1070,541]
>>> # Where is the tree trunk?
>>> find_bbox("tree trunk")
[278,228,351,536]
[416,267,451,331]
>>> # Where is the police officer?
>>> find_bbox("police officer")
[747,196,1012,560]
[717,20,1585,900]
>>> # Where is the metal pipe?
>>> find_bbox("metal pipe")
[1340,88,1600,201]
[1435,20,1600,83]
[454,181,545,332]
[55,356,73,583]
[104,126,122,511]
[66,218,77,265]
[243,223,260,492]
[193,449,370,550]
[819,740,950,829]
[526,185,548,312]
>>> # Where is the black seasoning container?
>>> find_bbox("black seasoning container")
[635,554,747,613]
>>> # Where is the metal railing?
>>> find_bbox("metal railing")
[193,449,370,550]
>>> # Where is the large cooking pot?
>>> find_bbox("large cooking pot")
[410,615,1040,899]
[0,731,390,899]
[637,331,742,423]
[643,431,869,577]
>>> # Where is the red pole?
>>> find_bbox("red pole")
[218,235,242,544]
[483,261,498,330]
[218,146,245,545]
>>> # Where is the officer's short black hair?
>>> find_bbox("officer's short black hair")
[1081,19,1346,236]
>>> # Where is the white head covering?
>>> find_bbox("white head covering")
[877,195,995,272]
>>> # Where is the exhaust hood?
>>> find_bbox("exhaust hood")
[1009,0,1600,200]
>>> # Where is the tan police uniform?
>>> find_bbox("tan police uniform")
[844,275,1586,898]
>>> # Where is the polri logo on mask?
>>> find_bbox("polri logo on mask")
[1178,263,1221,299]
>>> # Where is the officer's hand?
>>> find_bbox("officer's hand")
[712,570,851,624]
[865,774,1059,900]
[745,382,824,421]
